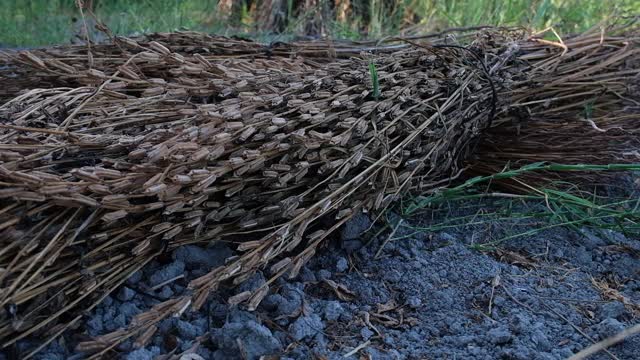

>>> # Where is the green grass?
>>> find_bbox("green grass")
[404,163,640,214]
[368,60,380,100]
[402,162,640,250]
[1,0,638,47]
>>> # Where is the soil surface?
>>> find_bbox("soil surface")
[8,184,640,360]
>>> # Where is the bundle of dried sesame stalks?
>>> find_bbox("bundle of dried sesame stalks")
[472,26,640,180]
[0,24,638,358]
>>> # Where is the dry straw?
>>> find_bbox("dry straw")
[0,23,638,358]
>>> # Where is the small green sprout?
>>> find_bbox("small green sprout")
[368,60,380,101]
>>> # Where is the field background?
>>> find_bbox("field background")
[2,0,639,47]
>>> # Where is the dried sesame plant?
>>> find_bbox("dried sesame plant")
[0,24,638,358]
[0,27,519,101]
[472,26,640,184]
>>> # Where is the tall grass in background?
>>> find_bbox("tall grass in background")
[0,0,638,46]
[0,0,220,46]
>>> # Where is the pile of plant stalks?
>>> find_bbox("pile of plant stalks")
[470,27,640,187]
[0,25,638,358]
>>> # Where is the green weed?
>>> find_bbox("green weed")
[402,162,640,250]
[368,60,380,100]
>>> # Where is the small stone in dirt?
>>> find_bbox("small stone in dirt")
[530,329,551,351]
[383,269,402,283]
[237,272,266,293]
[493,296,506,307]
[600,302,626,320]
[312,333,329,352]
[125,348,154,360]
[212,320,281,360]
[407,295,422,309]
[86,314,104,336]
[158,285,174,300]
[117,286,136,302]
[119,302,141,319]
[573,246,592,265]
[510,314,531,335]
[316,269,331,281]
[267,293,300,317]
[323,301,344,321]
[107,314,125,331]
[289,314,324,341]
[227,308,258,323]
[383,335,395,346]
[507,345,534,360]
[335,257,349,272]
[455,335,475,346]
[176,319,199,340]
[298,267,316,282]
[148,260,185,287]
[340,211,371,240]
[360,327,374,340]
[595,318,625,339]
[580,229,607,250]
[275,286,304,316]
[487,327,513,344]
